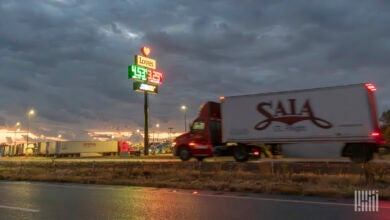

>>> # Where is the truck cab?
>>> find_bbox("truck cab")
[173,101,261,161]
[173,102,223,161]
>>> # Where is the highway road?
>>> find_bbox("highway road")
[0,181,388,220]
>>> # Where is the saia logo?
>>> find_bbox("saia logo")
[254,99,332,130]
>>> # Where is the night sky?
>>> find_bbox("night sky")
[1,0,389,140]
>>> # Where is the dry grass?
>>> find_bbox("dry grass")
[0,160,389,200]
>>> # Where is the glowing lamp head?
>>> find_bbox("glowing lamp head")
[365,83,377,92]
[141,46,151,56]
[28,109,35,116]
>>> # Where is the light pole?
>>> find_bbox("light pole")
[181,105,187,132]
[26,109,35,147]
[13,122,20,156]
[168,127,173,141]
[156,124,160,142]
[14,122,20,146]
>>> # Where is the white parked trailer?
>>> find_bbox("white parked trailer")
[47,142,57,156]
[56,141,118,156]
[38,142,48,155]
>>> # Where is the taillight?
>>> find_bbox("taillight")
[252,149,260,155]
[371,130,385,144]
[365,83,377,92]
[371,131,380,137]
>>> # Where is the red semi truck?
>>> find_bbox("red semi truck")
[173,83,385,162]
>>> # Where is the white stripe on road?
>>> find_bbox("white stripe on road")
[173,191,390,209]
[0,205,40,213]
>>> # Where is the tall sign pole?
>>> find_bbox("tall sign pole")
[144,91,149,155]
[128,46,164,156]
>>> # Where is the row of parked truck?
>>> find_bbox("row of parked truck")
[0,141,135,157]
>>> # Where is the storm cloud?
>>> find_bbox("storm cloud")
[1,0,389,140]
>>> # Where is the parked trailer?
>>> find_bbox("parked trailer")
[173,83,385,163]
[3,145,9,156]
[0,145,4,156]
[37,142,48,156]
[47,142,57,156]
[3,141,134,157]
[56,141,119,157]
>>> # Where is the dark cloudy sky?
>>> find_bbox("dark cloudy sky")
[1,0,389,140]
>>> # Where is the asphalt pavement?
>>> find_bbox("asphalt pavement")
[0,181,388,220]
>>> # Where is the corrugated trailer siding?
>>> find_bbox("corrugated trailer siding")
[57,141,118,154]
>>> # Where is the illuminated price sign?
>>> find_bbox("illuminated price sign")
[133,81,158,94]
[148,70,163,84]
[128,65,147,81]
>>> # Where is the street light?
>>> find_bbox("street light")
[181,105,187,132]
[27,109,35,147]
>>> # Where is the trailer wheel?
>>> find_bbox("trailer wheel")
[233,144,249,162]
[347,144,374,163]
[178,147,191,161]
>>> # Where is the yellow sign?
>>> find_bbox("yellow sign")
[135,55,156,70]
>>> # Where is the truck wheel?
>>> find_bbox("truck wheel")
[233,144,249,162]
[179,147,191,161]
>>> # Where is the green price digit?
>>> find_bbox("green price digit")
[136,66,147,81]
[129,65,147,81]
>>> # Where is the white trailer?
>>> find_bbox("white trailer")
[221,83,383,162]
[56,141,118,157]
[47,142,57,156]
[38,142,48,155]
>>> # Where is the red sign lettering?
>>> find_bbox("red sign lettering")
[255,99,332,130]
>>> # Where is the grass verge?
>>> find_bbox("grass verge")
[0,160,389,199]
